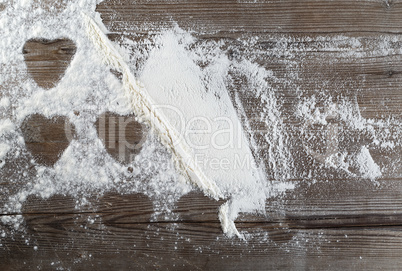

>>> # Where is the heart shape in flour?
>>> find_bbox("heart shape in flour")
[23,38,77,89]
[95,112,146,165]
[20,114,75,166]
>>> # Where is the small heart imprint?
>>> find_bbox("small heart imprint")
[95,112,146,165]
[23,38,77,89]
[20,114,76,166]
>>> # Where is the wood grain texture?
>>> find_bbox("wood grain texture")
[97,0,402,34]
[2,193,402,270]
[0,0,402,270]
[23,39,77,89]
[95,112,146,164]
[20,114,75,167]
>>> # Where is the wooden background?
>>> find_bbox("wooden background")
[1,0,402,270]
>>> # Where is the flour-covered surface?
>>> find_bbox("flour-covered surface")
[0,0,401,270]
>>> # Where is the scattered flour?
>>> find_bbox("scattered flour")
[0,118,15,136]
[0,97,10,108]
[297,96,385,180]
[355,146,381,179]
[0,143,10,160]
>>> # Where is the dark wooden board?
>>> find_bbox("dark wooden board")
[1,0,402,270]
[97,0,402,34]
[2,193,402,270]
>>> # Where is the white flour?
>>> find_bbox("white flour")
[0,0,400,246]
[137,28,270,237]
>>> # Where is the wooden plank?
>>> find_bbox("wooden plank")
[2,216,402,270]
[2,185,402,227]
[97,0,402,34]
